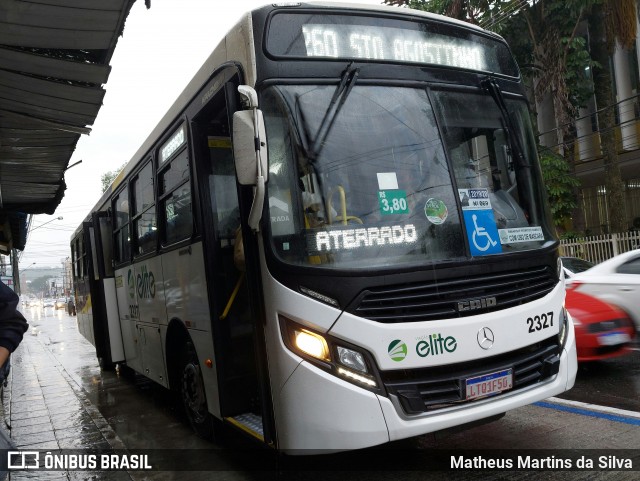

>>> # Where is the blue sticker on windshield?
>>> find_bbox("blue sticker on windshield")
[463,209,502,256]
[459,188,502,256]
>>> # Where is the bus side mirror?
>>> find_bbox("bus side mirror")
[233,85,268,231]
[233,109,268,186]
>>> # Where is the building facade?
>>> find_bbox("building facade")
[537,6,640,235]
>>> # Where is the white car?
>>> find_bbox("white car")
[567,249,640,331]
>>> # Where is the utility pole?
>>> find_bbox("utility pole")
[61,258,67,297]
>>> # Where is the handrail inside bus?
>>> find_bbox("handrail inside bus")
[219,273,245,321]
[326,185,363,225]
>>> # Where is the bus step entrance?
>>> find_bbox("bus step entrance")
[226,413,264,441]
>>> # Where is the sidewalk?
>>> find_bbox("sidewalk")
[2,307,130,480]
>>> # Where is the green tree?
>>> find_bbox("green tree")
[588,0,636,233]
[509,1,596,233]
[29,276,53,295]
[538,147,581,227]
[101,162,127,193]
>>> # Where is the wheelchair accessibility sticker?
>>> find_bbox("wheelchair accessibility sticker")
[459,188,502,256]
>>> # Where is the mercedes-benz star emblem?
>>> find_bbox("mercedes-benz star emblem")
[477,327,495,350]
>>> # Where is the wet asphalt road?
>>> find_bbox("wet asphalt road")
[12,306,640,480]
[559,345,640,412]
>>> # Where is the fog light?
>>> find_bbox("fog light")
[295,329,330,362]
[337,346,368,373]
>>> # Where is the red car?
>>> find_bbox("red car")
[566,289,636,362]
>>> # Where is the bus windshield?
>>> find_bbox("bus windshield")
[263,84,554,269]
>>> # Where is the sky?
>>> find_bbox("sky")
[18,0,386,271]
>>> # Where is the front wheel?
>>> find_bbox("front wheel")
[181,342,216,440]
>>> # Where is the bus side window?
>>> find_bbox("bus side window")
[164,185,193,244]
[113,189,131,264]
[269,173,296,235]
[159,147,192,245]
[132,161,157,256]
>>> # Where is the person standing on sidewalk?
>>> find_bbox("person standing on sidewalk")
[0,279,29,477]
[0,280,28,381]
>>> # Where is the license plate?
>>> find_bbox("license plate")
[598,332,631,346]
[466,369,513,400]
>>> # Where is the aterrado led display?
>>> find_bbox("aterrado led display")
[309,224,418,254]
[302,24,487,70]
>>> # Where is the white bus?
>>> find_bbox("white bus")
[71,2,577,452]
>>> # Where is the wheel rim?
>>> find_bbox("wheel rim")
[182,362,207,423]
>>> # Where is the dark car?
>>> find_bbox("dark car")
[561,256,594,278]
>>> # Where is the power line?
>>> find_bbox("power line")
[481,0,532,30]
[29,226,75,232]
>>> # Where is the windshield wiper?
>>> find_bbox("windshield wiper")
[298,63,360,163]
[482,76,539,224]
[481,76,529,168]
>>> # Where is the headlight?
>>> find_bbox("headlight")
[280,316,381,391]
[558,307,570,348]
[294,329,330,362]
[337,346,368,373]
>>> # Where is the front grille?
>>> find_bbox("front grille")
[381,337,560,414]
[353,265,556,323]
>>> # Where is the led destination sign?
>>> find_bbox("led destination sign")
[302,24,486,70]
[267,13,519,76]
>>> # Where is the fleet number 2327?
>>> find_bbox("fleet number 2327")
[526,312,554,333]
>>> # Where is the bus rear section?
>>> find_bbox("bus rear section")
[71,213,124,371]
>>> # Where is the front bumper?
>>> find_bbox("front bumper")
[276,318,577,452]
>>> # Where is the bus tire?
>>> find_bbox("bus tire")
[181,341,216,440]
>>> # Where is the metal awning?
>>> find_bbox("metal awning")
[0,0,136,252]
